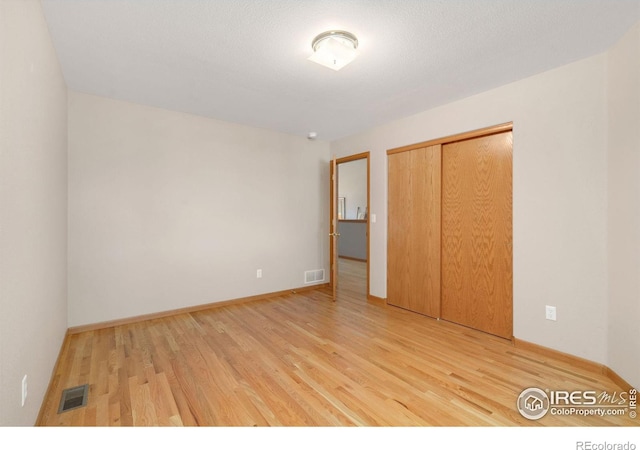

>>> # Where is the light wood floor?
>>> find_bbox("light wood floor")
[37,259,637,426]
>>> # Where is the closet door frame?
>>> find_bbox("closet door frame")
[387,123,513,157]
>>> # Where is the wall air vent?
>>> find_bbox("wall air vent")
[304,269,325,284]
[58,384,89,413]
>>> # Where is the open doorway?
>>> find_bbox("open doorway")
[330,152,370,299]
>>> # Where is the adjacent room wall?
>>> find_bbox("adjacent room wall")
[607,22,640,389]
[68,92,330,327]
[0,0,68,425]
[338,159,367,220]
[331,53,610,366]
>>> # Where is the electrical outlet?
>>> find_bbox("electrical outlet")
[21,375,27,407]
[256,269,262,279]
[545,305,557,321]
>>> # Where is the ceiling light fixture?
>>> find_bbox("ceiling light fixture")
[308,30,358,71]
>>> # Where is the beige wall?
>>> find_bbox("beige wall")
[332,53,611,366]
[0,0,68,425]
[607,23,640,389]
[68,92,330,326]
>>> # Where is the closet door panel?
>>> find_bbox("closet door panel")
[387,145,441,318]
[441,132,513,338]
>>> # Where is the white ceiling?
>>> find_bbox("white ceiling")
[41,0,640,141]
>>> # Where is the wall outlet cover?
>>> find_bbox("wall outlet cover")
[545,305,557,321]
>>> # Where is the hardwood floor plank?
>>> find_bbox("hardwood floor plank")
[129,376,158,426]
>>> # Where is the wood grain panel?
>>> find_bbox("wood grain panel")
[441,131,513,338]
[387,144,441,317]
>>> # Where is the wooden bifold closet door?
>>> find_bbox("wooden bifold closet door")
[387,144,441,318]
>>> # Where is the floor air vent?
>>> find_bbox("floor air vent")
[58,384,89,413]
[304,269,325,284]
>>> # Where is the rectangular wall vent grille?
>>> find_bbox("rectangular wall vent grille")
[58,384,89,414]
[304,269,325,284]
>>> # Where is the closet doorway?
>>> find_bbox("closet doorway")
[329,152,370,299]
[387,123,513,339]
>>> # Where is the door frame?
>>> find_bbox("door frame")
[329,152,371,299]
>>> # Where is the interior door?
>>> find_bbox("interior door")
[387,144,441,317]
[329,153,370,301]
[330,155,338,301]
[441,131,513,338]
